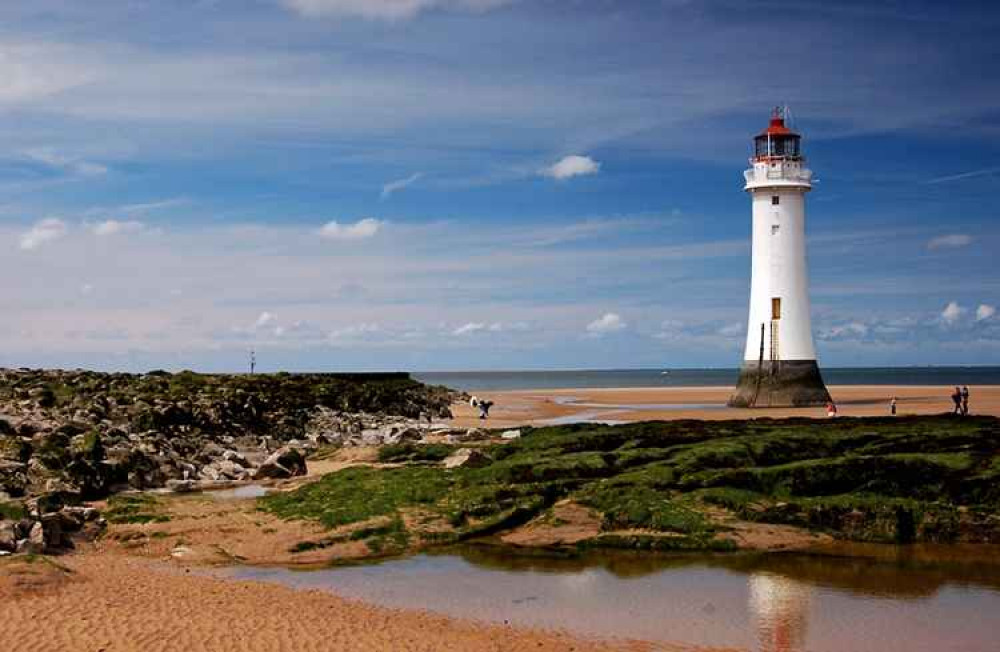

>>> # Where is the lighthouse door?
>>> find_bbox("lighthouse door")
[770,298,781,364]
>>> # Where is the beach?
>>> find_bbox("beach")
[0,548,672,652]
[450,385,1000,429]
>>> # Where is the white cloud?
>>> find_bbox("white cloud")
[927,234,973,250]
[19,218,68,251]
[541,155,601,180]
[381,172,423,200]
[23,148,108,177]
[278,0,516,20]
[90,220,145,236]
[318,218,382,240]
[329,323,381,340]
[820,322,869,340]
[977,304,996,322]
[941,301,965,324]
[254,312,277,329]
[586,312,626,335]
[453,322,486,336]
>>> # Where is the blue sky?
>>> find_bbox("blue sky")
[1,0,998,372]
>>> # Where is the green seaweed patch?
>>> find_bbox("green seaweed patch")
[578,482,711,534]
[104,494,170,524]
[259,466,452,529]
[377,443,457,464]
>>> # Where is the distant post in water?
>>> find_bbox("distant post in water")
[729,108,831,408]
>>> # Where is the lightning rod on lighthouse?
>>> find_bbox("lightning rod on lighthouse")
[728,108,831,408]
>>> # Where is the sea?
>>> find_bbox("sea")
[414,367,1000,392]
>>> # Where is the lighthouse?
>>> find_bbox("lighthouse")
[729,109,831,408]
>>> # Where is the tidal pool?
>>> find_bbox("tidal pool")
[208,484,272,500]
[222,544,1000,651]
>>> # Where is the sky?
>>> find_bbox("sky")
[1,0,998,372]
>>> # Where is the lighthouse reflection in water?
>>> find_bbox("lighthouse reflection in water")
[749,573,812,652]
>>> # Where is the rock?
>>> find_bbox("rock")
[253,446,307,480]
[501,429,522,440]
[0,520,16,552]
[166,479,198,493]
[39,513,68,550]
[443,448,491,469]
[462,428,489,441]
[19,521,45,554]
[221,450,250,467]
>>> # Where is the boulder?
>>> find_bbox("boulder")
[443,448,491,469]
[462,428,489,441]
[166,479,198,493]
[0,521,16,552]
[253,447,306,480]
[501,429,522,440]
[17,521,45,554]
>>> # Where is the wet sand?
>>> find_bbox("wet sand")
[450,385,1000,429]
[0,548,678,652]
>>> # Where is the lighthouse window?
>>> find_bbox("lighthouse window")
[771,224,780,235]
[771,298,782,320]
[771,195,780,205]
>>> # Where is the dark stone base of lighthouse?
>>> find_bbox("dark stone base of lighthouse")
[728,360,832,408]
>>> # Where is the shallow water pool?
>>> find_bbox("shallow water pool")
[222,544,1000,651]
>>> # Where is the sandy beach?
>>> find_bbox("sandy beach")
[0,547,679,652]
[450,385,1000,429]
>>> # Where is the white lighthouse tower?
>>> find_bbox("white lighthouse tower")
[729,109,831,408]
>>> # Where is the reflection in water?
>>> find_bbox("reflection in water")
[222,545,1000,652]
[749,573,812,652]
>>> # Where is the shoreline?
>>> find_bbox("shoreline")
[448,384,1000,429]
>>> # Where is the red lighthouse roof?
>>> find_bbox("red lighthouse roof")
[757,107,799,138]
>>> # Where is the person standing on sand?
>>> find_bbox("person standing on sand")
[825,401,837,418]
[951,387,963,415]
[478,399,494,420]
[890,397,897,416]
[961,386,970,415]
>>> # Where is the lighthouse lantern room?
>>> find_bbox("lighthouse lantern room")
[728,108,831,408]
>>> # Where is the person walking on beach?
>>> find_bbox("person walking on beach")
[961,386,970,416]
[890,397,897,416]
[825,401,837,418]
[478,399,494,420]
[951,387,963,415]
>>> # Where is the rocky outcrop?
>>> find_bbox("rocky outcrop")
[0,504,105,555]
[0,368,460,553]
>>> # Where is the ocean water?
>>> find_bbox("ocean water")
[414,367,1000,392]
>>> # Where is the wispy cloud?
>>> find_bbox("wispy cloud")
[924,167,1000,184]
[541,155,601,180]
[927,233,973,250]
[381,172,423,200]
[318,218,382,240]
[19,218,68,250]
[23,148,108,177]
[277,0,518,20]
[452,322,486,336]
[978,304,997,322]
[90,220,145,236]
